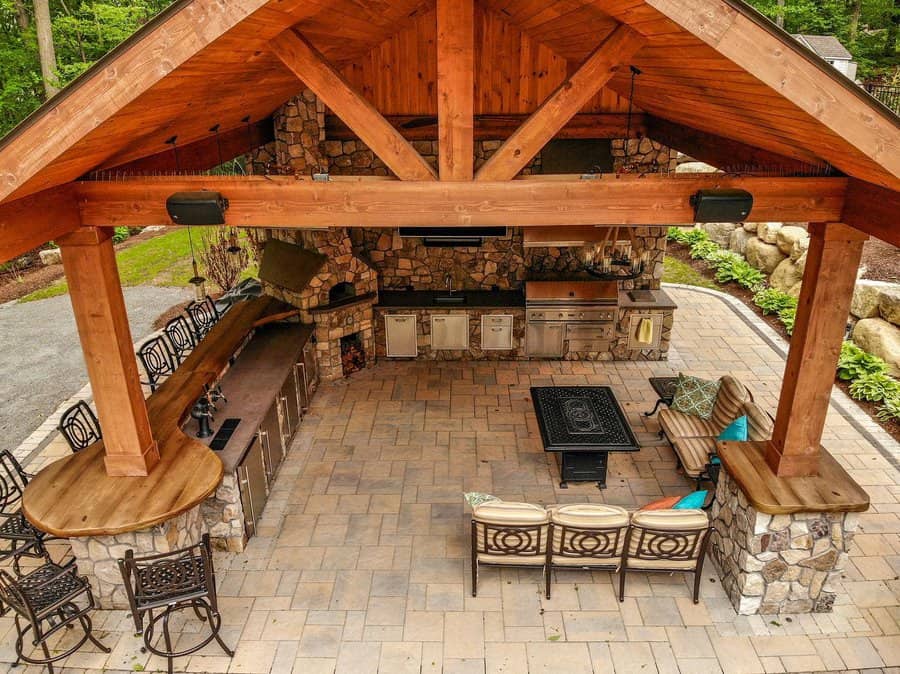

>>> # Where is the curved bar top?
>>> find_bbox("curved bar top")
[23,296,286,538]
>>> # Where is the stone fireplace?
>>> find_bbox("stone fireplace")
[340,332,366,375]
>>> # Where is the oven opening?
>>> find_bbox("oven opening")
[340,332,366,376]
[329,282,356,306]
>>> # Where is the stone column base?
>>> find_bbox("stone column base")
[710,469,857,615]
[68,505,205,609]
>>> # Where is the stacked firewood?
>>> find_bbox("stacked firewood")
[341,339,366,375]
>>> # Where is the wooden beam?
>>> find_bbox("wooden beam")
[840,179,900,247]
[437,0,474,180]
[57,227,159,477]
[98,119,275,175]
[523,226,609,247]
[271,29,436,181]
[325,114,649,141]
[646,116,827,175]
[476,25,645,181]
[644,0,900,186]
[0,185,81,263]
[75,174,847,227]
[767,222,867,478]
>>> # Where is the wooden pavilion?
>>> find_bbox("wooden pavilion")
[0,0,897,609]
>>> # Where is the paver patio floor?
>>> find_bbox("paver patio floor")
[3,286,899,673]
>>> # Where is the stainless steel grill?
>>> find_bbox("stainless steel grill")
[525,282,618,357]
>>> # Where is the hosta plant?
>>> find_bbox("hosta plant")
[753,288,797,316]
[877,394,900,423]
[689,240,720,261]
[837,341,888,381]
[849,372,900,403]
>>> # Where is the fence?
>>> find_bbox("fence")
[864,83,900,113]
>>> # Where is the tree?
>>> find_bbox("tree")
[32,0,57,98]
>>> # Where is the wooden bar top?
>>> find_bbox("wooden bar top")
[717,441,870,515]
[23,296,289,538]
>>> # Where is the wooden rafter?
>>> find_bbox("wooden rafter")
[476,24,645,181]
[0,185,81,263]
[437,0,474,180]
[841,179,900,247]
[74,174,847,228]
[271,28,436,181]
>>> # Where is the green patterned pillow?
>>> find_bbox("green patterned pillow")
[670,374,720,419]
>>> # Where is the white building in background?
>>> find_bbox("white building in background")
[793,34,858,81]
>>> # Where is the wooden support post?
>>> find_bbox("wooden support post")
[766,222,867,477]
[436,0,474,180]
[58,227,159,477]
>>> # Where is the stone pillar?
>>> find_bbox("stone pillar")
[709,469,857,615]
[68,506,205,609]
[612,138,678,174]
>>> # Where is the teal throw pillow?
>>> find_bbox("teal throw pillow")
[674,490,708,509]
[670,374,720,419]
[718,415,748,441]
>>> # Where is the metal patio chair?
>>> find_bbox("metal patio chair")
[0,451,51,576]
[185,296,220,341]
[118,533,233,674]
[57,401,101,453]
[137,335,178,392]
[163,315,197,364]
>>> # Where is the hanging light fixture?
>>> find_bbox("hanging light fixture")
[187,226,207,302]
[165,135,180,172]
[622,66,641,170]
[226,229,242,258]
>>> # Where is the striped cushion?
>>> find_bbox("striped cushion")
[743,401,775,441]
[549,504,628,568]
[672,437,717,477]
[659,409,718,439]
[710,376,752,431]
[472,502,549,566]
[626,509,710,570]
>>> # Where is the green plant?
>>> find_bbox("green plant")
[876,394,900,423]
[668,226,710,247]
[837,341,889,381]
[849,372,900,402]
[754,288,798,315]
[689,239,720,261]
[112,226,131,244]
[715,257,766,290]
[778,307,796,335]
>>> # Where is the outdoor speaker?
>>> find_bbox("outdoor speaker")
[165,191,229,225]
[690,189,753,223]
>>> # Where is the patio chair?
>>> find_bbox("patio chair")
[0,451,51,576]
[470,501,549,597]
[0,563,109,672]
[57,400,101,453]
[619,509,711,604]
[546,504,630,599]
[706,400,775,484]
[185,296,220,341]
[118,533,233,674]
[163,315,197,365]
[137,335,178,392]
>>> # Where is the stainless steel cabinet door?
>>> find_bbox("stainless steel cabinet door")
[431,314,469,350]
[238,438,268,538]
[526,322,565,357]
[259,401,284,484]
[385,315,418,357]
[481,315,514,350]
[280,373,300,441]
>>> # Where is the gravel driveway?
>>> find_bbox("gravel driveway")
[0,286,193,450]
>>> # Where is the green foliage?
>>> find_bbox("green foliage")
[662,255,718,289]
[112,226,130,244]
[877,393,900,422]
[837,341,889,380]
[848,371,900,402]
[669,227,710,247]
[753,288,798,315]
[778,307,797,335]
[689,239,720,261]
[714,256,767,290]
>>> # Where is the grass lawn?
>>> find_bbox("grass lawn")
[21,228,258,302]
[662,254,718,290]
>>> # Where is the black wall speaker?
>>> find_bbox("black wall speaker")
[166,191,229,225]
[690,189,753,223]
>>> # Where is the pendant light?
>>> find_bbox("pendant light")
[187,228,207,302]
[623,66,641,168]
[226,229,242,258]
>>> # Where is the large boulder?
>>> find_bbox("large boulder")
[851,280,895,319]
[790,236,810,262]
[38,248,61,266]
[745,237,787,274]
[776,226,808,255]
[878,286,900,326]
[743,222,759,233]
[702,222,739,246]
[852,319,900,377]
[757,222,783,244]
[729,228,755,255]
[676,161,719,173]
[770,258,804,296]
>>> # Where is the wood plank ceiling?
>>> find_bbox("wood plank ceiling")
[0,0,897,205]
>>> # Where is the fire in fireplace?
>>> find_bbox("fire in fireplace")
[340,332,366,376]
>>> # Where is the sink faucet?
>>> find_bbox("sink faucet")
[445,273,454,295]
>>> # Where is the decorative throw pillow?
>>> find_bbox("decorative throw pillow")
[670,374,721,419]
[674,490,708,509]
[640,496,682,510]
[464,492,500,508]
[718,415,748,441]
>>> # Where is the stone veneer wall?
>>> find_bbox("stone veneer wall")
[251,90,325,176]
[313,296,377,381]
[710,469,858,615]
[68,505,205,609]
[613,138,679,174]
[203,472,245,551]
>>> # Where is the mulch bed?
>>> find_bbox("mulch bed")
[668,242,900,444]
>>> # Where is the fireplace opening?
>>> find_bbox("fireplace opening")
[329,281,356,307]
[340,332,366,376]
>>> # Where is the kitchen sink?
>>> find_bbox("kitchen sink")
[432,294,467,305]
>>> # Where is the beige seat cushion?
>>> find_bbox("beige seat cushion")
[710,376,752,431]
[473,502,549,567]
[548,504,629,567]
[743,401,774,442]
[473,501,549,525]
[625,509,709,570]
[672,437,717,477]
[630,509,709,531]
[659,408,718,439]
[548,504,629,528]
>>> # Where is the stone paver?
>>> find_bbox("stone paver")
[3,285,899,673]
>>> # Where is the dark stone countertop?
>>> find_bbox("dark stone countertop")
[618,289,678,310]
[376,289,526,308]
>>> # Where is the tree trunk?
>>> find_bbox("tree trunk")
[33,0,59,99]
[886,0,899,57]
[13,0,29,30]
[849,0,861,41]
[776,0,785,28]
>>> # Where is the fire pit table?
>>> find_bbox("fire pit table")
[531,386,640,489]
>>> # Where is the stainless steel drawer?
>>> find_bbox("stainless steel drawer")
[565,323,615,340]
[567,339,612,352]
[483,314,513,327]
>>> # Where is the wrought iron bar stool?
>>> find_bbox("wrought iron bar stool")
[57,401,101,453]
[0,451,51,576]
[118,533,234,674]
[163,315,197,365]
[0,563,109,672]
[137,336,178,392]
[185,296,220,341]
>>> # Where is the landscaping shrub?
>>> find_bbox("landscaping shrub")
[715,257,766,290]
[200,227,250,292]
[689,239,720,261]
[753,288,797,315]
[837,341,889,381]
[777,307,796,335]
[668,226,709,247]
[877,394,900,423]
[112,226,131,244]
[848,372,900,403]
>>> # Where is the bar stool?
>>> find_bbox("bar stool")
[118,533,234,674]
[163,315,197,365]
[0,563,109,672]
[0,451,51,576]
[137,336,177,392]
[185,296,220,341]
[57,401,101,453]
